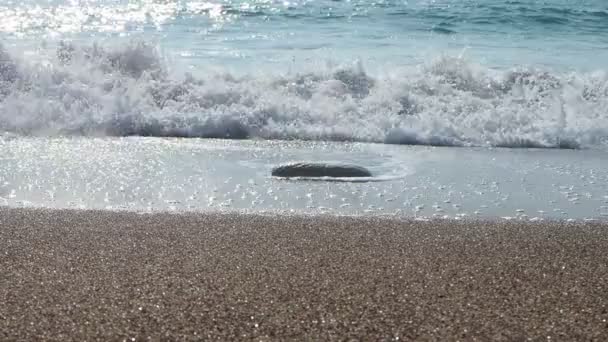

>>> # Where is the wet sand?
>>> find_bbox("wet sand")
[1,208,607,341]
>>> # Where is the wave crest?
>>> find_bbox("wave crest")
[1,41,607,149]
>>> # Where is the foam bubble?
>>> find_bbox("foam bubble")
[1,41,607,149]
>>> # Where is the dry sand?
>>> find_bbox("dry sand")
[1,207,607,341]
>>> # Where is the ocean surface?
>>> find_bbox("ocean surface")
[1,0,607,219]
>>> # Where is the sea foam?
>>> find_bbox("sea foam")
[0,41,607,149]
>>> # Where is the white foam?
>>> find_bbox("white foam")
[1,41,607,149]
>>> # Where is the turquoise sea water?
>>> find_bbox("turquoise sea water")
[0,0,607,148]
[1,1,608,219]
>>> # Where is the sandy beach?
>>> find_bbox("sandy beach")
[1,208,607,341]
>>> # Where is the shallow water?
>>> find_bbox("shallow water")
[1,1,607,219]
[1,137,606,220]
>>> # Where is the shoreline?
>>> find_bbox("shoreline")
[4,205,606,224]
[1,207,607,340]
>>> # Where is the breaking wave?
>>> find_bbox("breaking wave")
[1,41,607,149]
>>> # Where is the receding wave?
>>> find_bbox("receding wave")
[1,41,607,149]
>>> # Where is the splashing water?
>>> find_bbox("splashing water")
[0,41,607,149]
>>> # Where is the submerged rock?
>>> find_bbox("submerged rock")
[272,162,372,178]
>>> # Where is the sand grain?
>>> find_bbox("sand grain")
[1,208,607,341]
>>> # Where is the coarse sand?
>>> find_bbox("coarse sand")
[1,208,607,341]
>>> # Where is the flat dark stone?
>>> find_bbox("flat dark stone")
[271,162,372,178]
